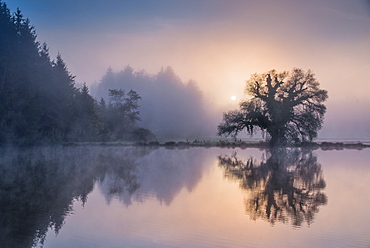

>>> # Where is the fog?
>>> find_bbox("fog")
[7,0,370,141]
[92,66,219,140]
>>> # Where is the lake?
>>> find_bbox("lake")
[0,146,369,248]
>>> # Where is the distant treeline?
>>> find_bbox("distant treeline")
[0,2,154,145]
[93,66,213,140]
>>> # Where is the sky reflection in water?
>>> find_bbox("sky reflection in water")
[0,146,369,248]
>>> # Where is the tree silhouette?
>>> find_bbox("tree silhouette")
[218,69,328,146]
[218,148,327,227]
[97,88,155,141]
[0,3,102,144]
[1,2,154,145]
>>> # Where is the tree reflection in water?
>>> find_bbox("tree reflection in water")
[218,148,327,227]
[0,146,152,248]
[0,146,206,248]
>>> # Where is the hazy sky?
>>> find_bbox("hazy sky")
[6,0,370,139]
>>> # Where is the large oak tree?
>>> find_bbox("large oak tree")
[218,68,328,146]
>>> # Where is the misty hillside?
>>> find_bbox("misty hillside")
[93,66,214,139]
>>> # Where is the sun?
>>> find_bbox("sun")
[231,95,237,101]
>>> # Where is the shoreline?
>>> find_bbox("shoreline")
[60,140,370,150]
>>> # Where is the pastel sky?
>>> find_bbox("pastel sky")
[5,0,370,140]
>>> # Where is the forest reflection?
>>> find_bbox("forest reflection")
[0,146,207,248]
[0,147,147,247]
[218,148,327,227]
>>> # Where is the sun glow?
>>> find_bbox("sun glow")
[231,95,237,101]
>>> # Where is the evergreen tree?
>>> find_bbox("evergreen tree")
[72,83,102,141]
[0,2,153,145]
[0,2,102,144]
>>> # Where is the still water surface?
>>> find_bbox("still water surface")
[0,146,369,248]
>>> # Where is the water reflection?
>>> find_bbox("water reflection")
[0,147,152,248]
[100,148,206,206]
[0,146,207,248]
[218,148,327,227]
